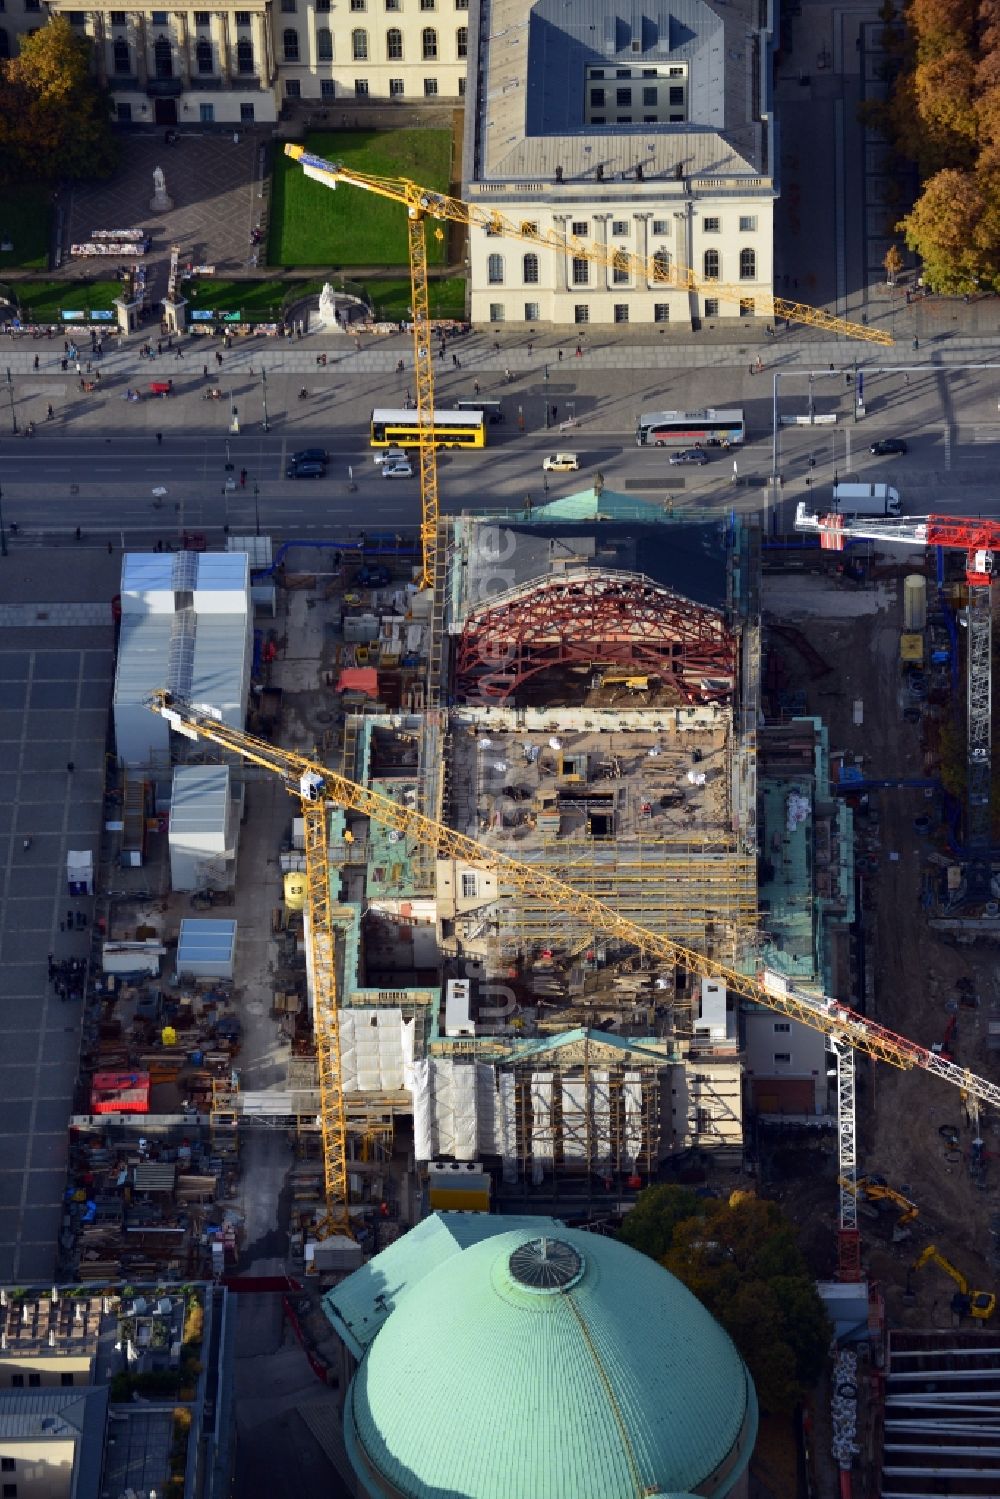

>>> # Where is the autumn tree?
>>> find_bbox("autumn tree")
[0,18,117,185]
[621,1188,831,1414]
[884,243,904,283]
[898,166,1000,291]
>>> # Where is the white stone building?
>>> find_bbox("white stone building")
[462,0,778,327]
[40,0,469,123]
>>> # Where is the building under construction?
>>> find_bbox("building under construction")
[329,490,763,1203]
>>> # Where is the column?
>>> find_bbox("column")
[217,10,232,80]
[176,12,191,87]
[594,214,610,292]
[252,10,269,83]
[635,213,650,291]
[92,13,108,87]
[134,12,148,86]
[552,215,569,293]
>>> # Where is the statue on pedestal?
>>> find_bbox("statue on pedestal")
[150,166,173,211]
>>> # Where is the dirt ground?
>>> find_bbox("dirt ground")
[763,553,999,1328]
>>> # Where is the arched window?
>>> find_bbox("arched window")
[421,25,437,58]
[456,24,467,57]
[739,247,756,280]
[487,253,504,285]
[522,253,538,284]
[112,36,130,71]
[652,248,671,283]
[195,36,213,72]
[316,25,332,58]
[386,26,402,58]
[236,36,254,72]
[352,26,368,58]
[703,248,720,280]
[154,33,173,77]
[283,26,299,59]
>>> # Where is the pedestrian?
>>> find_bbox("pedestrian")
[75,361,81,375]
[551,404,558,422]
[203,364,209,379]
[156,431,163,445]
[527,342,533,356]
[107,540,113,554]
[216,351,223,367]
[175,346,184,359]
[33,355,39,371]
[558,349,563,362]
[157,340,162,355]
[493,341,500,354]
[575,345,582,357]
[748,365,754,376]
[455,356,461,369]
[94,371,101,385]
[912,336,919,351]
[452,353,458,367]
[904,372,910,386]
[239,467,247,488]
[829,363,834,372]
[46,404,53,421]
[74,527,81,542]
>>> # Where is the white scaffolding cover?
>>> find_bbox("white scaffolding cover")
[499,1072,517,1184]
[339,1009,407,1093]
[412,1058,432,1162]
[452,1064,478,1161]
[531,1072,554,1184]
[410,1059,497,1163]
[592,1069,611,1173]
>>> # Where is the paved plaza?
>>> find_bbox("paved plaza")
[63,132,264,305]
[0,554,119,1280]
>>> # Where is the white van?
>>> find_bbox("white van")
[832,482,901,517]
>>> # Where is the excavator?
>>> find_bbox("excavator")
[912,1244,996,1320]
[837,1176,919,1237]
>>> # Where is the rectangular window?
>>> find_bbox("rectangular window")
[0,1462,13,1473]
[669,64,683,75]
[385,0,400,8]
[591,116,605,125]
[739,215,757,232]
[642,66,656,76]
[199,102,215,122]
[316,0,331,8]
[489,303,504,322]
[285,77,301,96]
[195,10,209,24]
[281,0,295,10]
[456,0,469,8]
[350,0,365,7]
[654,303,670,323]
[151,9,167,20]
[571,221,589,238]
[669,113,683,122]
[27,1374,40,1389]
[117,101,133,121]
[616,86,631,106]
[740,297,755,316]
[240,101,256,122]
[2,1484,15,1498]
[611,219,628,236]
[591,67,604,78]
[615,67,630,77]
[68,10,85,22]
[704,298,719,316]
[423,77,437,95]
[320,78,335,96]
[773,1022,791,1033]
[574,304,589,324]
[389,76,404,94]
[669,85,683,105]
[354,77,369,96]
[524,302,539,321]
[613,261,629,285]
[703,217,720,233]
[652,218,670,236]
[773,1052,791,1064]
[60,1372,75,1387]
[235,10,251,23]
[642,85,656,105]
[614,304,629,323]
[10,1376,23,1388]
[420,0,436,8]
[458,75,465,95]
[571,258,589,286]
[590,87,605,106]
[110,10,126,22]
[461,872,478,898]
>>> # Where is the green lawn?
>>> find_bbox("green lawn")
[12,278,119,323]
[0,186,53,271]
[269,129,453,269]
[364,276,467,321]
[186,276,324,322]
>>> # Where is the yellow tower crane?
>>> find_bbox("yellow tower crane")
[284,144,894,589]
[149,691,1000,1236]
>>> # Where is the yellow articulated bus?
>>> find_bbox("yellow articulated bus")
[370,407,487,449]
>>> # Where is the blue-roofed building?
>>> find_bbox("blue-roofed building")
[327,1212,758,1498]
[463,0,777,326]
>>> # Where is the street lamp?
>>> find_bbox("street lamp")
[253,482,260,537]
[261,367,269,432]
[544,364,550,429]
[0,485,7,557]
[5,369,17,435]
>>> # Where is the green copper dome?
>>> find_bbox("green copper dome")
[344,1222,757,1499]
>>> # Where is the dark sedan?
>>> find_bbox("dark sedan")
[869,438,907,456]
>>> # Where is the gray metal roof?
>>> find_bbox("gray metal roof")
[473,0,771,183]
[0,1386,108,1496]
[170,764,231,837]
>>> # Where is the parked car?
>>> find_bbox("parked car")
[668,448,709,465]
[381,460,414,479]
[542,453,579,472]
[374,447,409,466]
[286,459,326,479]
[292,447,329,465]
[869,438,907,456]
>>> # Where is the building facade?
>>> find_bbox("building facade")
[41,0,468,123]
[463,0,778,327]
